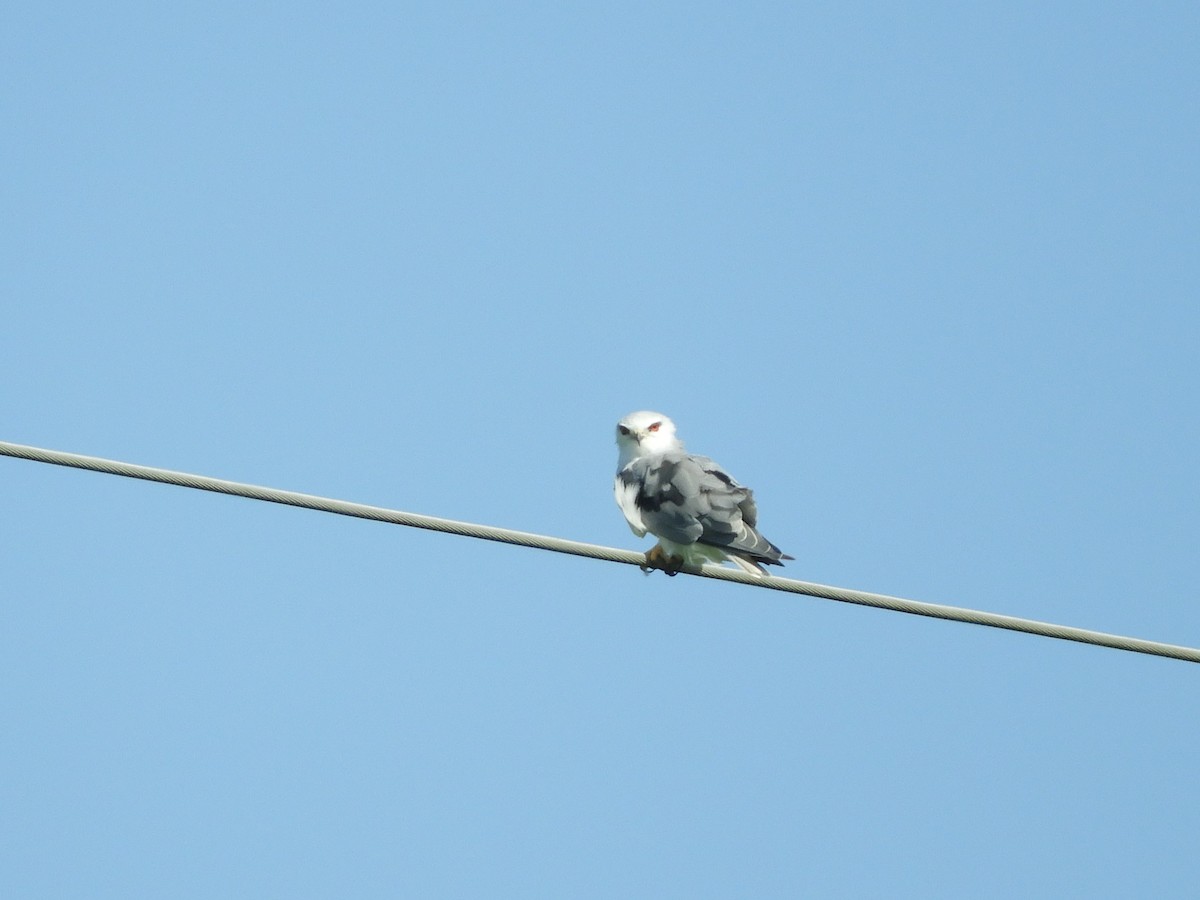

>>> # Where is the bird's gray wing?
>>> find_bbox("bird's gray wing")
[628,453,784,561]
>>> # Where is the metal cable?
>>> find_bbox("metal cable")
[3,439,1197,664]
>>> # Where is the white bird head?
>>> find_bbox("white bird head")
[615,410,682,468]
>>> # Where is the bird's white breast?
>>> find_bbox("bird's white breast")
[614,473,647,537]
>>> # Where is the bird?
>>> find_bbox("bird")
[613,410,792,576]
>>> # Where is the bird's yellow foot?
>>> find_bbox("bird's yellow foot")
[641,544,685,576]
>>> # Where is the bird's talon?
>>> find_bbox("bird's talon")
[642,545,685,576]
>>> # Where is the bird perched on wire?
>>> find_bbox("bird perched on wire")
[613,410,792,576]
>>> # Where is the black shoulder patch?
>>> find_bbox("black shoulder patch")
[636,458,687,513]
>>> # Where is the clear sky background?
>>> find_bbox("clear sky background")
[3,3,1198,897]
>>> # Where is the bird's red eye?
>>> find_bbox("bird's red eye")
[648,422,661,432]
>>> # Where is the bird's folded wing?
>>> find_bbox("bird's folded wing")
[625,453,764,552]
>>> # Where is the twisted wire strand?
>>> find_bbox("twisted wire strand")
[3,439,1196,664]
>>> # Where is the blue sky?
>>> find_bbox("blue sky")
[3,2,1197,897]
